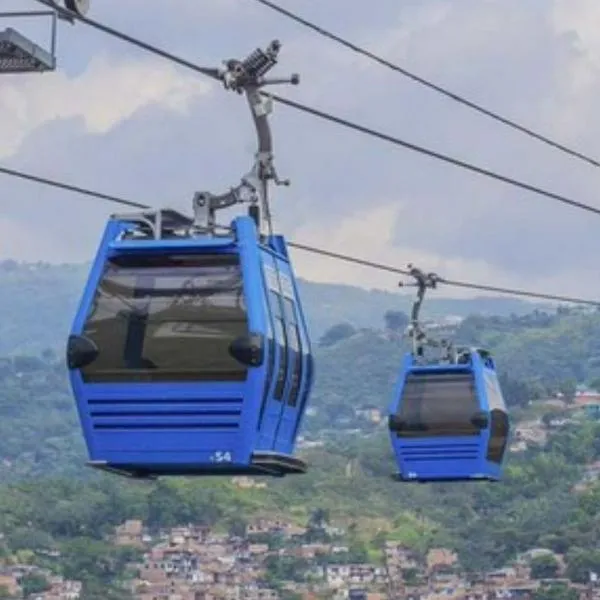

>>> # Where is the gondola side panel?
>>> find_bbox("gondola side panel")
[280,235,316,447]
[270,256,301,453]
[482,365,511,469]
[470,350,493,449]
[68,218,130,460]
[255,249,284,450]
[387,352,413,474]
[69,223,260,473]
[469,350,498,478]
[234,217,270,453]
[388,353,413,418]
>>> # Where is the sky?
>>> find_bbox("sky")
[1,0,600,301]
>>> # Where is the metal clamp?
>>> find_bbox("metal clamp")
[399,264,456,362]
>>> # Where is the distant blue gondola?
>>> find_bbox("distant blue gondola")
[387,265,510,483]
[66,209,314,478]
[388,348,510,482]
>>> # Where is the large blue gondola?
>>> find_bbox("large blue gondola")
[387,267,511,482]
[67,210,313,478]
[66,40,315,479]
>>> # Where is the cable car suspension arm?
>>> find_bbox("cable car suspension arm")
[192,40,299,235]
[399,265,456,362]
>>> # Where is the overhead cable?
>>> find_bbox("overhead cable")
[287,242,600,308]
[33,0,222,81]
[2,163,599,309]
[269,93,600,218]
[31,2,600,219]
[251,0,600,169]
[0,164,147,209]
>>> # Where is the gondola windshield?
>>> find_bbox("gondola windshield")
[81,253,248,383]
[395,371,481,437]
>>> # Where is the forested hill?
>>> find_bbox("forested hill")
[0,259,550,355]
[2,262,600,594]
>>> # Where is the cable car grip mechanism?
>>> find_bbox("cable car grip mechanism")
[192,40,299,236]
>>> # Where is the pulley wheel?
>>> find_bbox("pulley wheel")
[65,0,90,16]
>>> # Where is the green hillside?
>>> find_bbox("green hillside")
[2,262,600,595]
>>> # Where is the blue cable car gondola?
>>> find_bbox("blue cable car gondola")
[387,266,510,482]
[66,40,315,479]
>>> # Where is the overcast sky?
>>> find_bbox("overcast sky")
[1,0,599,300]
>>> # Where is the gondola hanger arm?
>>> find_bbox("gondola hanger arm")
[192,40,299,235]
[398,264,456,361]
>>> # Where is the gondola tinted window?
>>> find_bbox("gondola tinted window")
[484,370,509,463]
[258,281,276,425]
[270,290,288,400]
[396,371,480,437]
[81,253,248,382]
[284,297,302,407]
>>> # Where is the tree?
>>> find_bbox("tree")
[265,555,311,583]
[308,508,329,529]
[565,548,600,583]
[403,568,419,585]
[319,323,356,347]
[533,584,578,600]
[7,527,55,552]
[20,573,50,597]
[558,379,577,405]
[0,585,13,600]
[228,516,247,538]
[530,554,559,579]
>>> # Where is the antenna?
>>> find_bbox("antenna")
[192,40,299,236]
[399,264,456,363]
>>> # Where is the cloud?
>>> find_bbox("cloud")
[2,0,600,303]
[0,54,212,158]
[290,202,525,299]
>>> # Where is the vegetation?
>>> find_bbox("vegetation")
[2,261,600,592]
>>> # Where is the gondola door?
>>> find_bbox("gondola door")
[272,268,303,453]
[255,255,286,449]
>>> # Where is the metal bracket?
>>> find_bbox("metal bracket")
[111,209,194,241]
[0,10,58,73]
[191,40,299,236]
[0,1,90,74]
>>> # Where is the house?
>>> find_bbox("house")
[0,574,20,597]
[231,477,267,489]
[426,549,458,573]
[355,406,382,424]
[114,519,144,548]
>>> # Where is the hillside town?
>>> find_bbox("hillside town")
[1,511,600,600]
[2,324,600,600]
[1,385,600,600]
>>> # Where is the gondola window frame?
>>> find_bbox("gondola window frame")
[80,252,249,383]
[257,266,277,427]
[282,294,302,408]
[483,369,509,464]
[270,288,288,401]
[396,371,481,437]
